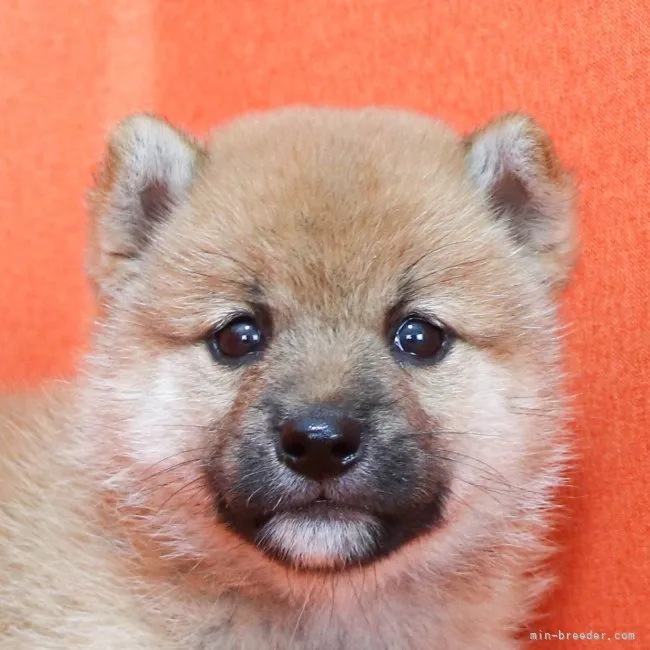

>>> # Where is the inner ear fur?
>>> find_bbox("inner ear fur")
[464,113,578,291]
[86,114,204,299]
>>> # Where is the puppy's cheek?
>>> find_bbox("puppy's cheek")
[92,348,238,467]
[420,348,549,502]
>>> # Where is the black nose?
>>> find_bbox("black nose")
[277,408,364,480]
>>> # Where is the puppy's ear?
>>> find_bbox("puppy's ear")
[464,113,577,291]
[87,114,204,298]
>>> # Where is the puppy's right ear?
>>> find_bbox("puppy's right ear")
[87,114,204,299]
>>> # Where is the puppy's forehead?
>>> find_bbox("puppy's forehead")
[167,109,507,319]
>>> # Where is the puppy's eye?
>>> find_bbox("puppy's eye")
[391,317,450,363]
[207,316,266,363]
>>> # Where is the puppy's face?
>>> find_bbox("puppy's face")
[85,109,575,577]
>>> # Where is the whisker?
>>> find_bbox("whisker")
[447,487,486,515]
[137,468,207,497]
[158,476,208,511]
[347,570,377,650]
[142,457,206,482]
[289,577,317,649]
[245,486,265,508]
[434,449,513,485]
[410,429,500,439]
[451,476,510,504]
[328,570,340,626]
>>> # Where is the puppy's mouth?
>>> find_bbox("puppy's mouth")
[217,493,447,572]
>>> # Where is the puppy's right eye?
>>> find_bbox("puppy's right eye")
[207,316,266,364]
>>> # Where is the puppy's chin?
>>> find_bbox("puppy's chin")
[258,506,381,570]
[218,492,449,572]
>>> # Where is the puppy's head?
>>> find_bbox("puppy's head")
[84,108,575,580]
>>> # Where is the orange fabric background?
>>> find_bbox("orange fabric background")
[0,1,648,646]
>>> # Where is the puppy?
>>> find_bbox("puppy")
[0,107,577,649]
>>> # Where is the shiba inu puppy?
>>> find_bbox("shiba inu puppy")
[0,107,577,649]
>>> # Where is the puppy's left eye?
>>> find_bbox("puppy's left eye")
[391,317,450,363]
[207,316,266,363]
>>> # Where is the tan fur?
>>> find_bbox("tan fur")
[0,107,577,649]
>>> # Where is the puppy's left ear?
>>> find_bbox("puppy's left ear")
[464,113,578,292]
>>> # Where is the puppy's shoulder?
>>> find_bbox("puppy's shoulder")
[0,383,171,648]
